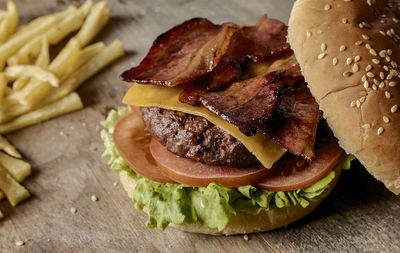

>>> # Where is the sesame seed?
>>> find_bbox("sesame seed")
[70,207,77,214]
[356,100,361,107]
[379,30,386,36]
[391,69,398,75]
[244,234,250,241]
[387,73,393,80]
[352,64,359,72]
[354,55,361,62]
[15,241,24,246]
[372,59,380,64]
[306,31,312,37]
[373,79,379,85]
[340,45,347,51]
[387,30,392,37]
[91,195,98,202]
[379,50,386,57]
[359,23,364,28]
[379,82,385,88]
[355,41,363,46]
[367,71,374,77]
[362,75,367,82]
[360,91,367,96]
[391,61,398,68]
[391,105,398,113]
[321,43,327,51]
[385,91,392,98]
[366,65,372,71]
[342,18,349,24]
[343,71,353,77]
[367,0,372,6]
[350,101,356,107]
[360,96,366,103]
[384,65,389,71]
[365,43,371,49]
[362,34,370,40]
[393,17,399,23]
[363,80,369,88]
[389,81,397,87]
[324,4,331,10]
[369,49,377,56]
[383,116,390,123]
[318,53,326,59]
[377,127,384,135]
[346,58,353,65]
[380,72,385,80]
[391,28,395,35]
[388,49,393,55]
[386,56,391,62]
[332,57,338,65]
[362,123,371,129]
[372,84,378,90]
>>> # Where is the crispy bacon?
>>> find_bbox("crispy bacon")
[120,18,238,86]
[180,67,321,160]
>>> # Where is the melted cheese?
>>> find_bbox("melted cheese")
[123,83,286,168]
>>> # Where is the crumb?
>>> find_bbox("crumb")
[243,234,250,241]
[89,146,98,151]
[47,239,50,242]
[15,241,24,246]
[91,195,98,202]
[113,181,118,187]
[70,207,77,214]
[82,122,87,127]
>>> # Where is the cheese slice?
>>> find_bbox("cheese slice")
[123,83,286,168]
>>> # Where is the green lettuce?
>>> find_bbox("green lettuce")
[101,107,354,231]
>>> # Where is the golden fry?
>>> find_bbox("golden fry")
[0,40,124,124]
[75,1,110,46]
[0,164,30,206]
[0,0,19,44]
[0,16,58,70]
[0,152,31,182]
[0,92,83,134]
[35,36,50,68]
[0,135,21,158]
[77,42,105,67]
[12,77,29,91]
[4,65,59,87]
[0,73,6,105]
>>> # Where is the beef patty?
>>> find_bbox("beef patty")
[140,107,259,167]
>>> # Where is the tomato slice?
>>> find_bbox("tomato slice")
[150,138,273,187]
[256,141,344,191]
[113,111,175,183]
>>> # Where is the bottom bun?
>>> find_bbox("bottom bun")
[119,169,341,235]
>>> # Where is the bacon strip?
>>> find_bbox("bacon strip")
[120,18,238,86]
[180,67,321,161]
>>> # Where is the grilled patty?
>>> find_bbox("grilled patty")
[140,107,259,167]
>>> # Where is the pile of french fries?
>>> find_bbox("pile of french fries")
[0,0,125,218]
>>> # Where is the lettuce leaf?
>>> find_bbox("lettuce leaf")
[101,107,354,231]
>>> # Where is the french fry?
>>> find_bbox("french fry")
[13,39,80,107]
[0,92,83,134]
[0,152,30,182]
[35,36,49,68]
[0,135,20,158]
[13,77,29,91]
[0,40,124,123]
[77,42,105,67]
[4,65,59,87]
[0,17,57,70]
[75,1,110,46]
[0,73,6,105]
[78,0,94,17]
[8,8,85,66]
[0,164,29,206]
[0,0,19,44]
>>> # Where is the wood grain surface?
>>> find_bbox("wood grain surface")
[0,0,399,252]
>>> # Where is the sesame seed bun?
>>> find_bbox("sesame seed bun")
[119,169,341,235]
[288,0,400,194]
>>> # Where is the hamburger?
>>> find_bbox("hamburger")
[101,0,399,235]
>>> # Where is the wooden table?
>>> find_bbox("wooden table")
[0,0,399,252]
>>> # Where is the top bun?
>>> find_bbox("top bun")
[288,0,400,194]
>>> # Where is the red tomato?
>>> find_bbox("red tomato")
[113,112,175,183]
